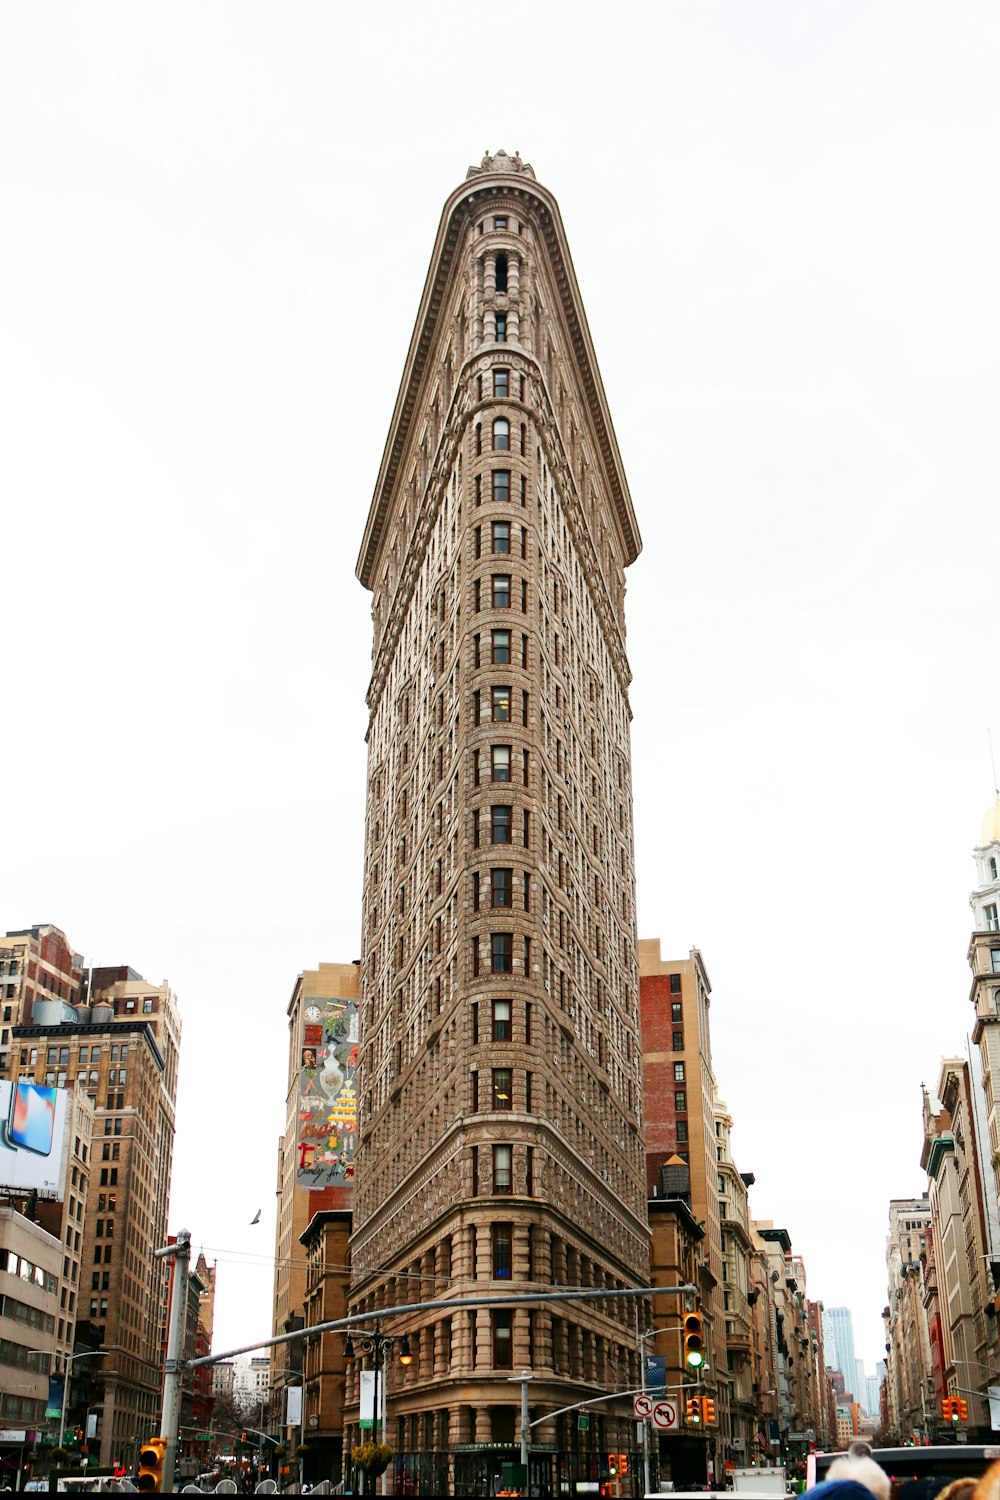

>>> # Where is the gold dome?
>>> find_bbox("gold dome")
[982,798,1000,847]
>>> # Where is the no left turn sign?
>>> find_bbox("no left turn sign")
[652,1399,678,1431]
[633,1395,653,1419]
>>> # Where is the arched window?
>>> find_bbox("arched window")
[991,856,998,881]
[493,418,509,451]
[495,252,508,293]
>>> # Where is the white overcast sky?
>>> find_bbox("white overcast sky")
[2,2,998,1373]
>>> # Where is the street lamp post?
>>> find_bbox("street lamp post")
[57,1349,112,1453]
[344,1321,412,1497]
[637,1317,688,1499]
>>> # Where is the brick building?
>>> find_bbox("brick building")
[347,149,648,1498]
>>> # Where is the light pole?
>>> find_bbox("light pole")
[57,1348,113,1453]
[344,1321,413,1496]
[637,1318,687,1498]
[506,1369,534,1477]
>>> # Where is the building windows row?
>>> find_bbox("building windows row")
[472,806,531,849]
[473,745,529,787]
[473,630,528,668]
[473,574,528,613]
[472,869,514,910]
[471,997,530,1046]
[474,519,528,558]
[472,686,530,726]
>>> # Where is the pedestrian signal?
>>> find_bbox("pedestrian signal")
[684,1310,705,1368]
[137,1436,167,1492]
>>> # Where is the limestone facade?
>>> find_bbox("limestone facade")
[349,151,647,1467]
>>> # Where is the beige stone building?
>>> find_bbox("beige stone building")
[883,1197,934,1441]
[0,1205,62,1431]
[348,150,647,1497]
[10,963,180,1465]
[714,1096,758,1466]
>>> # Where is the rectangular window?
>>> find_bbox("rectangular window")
[674,1062,685,1082]
[494,369,509,398]
[672,1030,684,1051]
[472,872,481,912]
[522,810,530,848]
[471,1072,479,1112]
[675,1091,687,1112]
[492,1222,513,1280]
[472,1002,479,1046]
[472,1146,479,1196]
[671,1001,682,1023]
[676,1120,689,1143]
[473,809,481,847]
[493,1144,512,1193]
[492,1068,512,1108]
[988,905,1000,932]
[491,575,511,608]
[471,938,480,978]
[520,579,528,612]
[491,806,512,844]
[491,629,511,664]
[493,1309,513,1366]
[493,997,511,1041]
[491,745,511,782]
[491,685,511,721]
[992,950,1000,974]
[525,1070,533,1112]
[142,998,153,1014]
[491,934,513,974]
[495,313,507,343]
[521,690,529,726]
[493,470,510,503]
[491,869,513,908]
[524,1002,532,1046]
[492,520,510,553]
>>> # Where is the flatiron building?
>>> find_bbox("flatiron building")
[350,150,647,1495]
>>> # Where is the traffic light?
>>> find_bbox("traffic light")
[942,1397,957,1421]
[959,1399,969,1421]
[619,1453,629,1475]
[136,1437,167,1492]
[608,1453,618,1475]
[686,1397,702,1424]
[703,1397,717,1425]
[684,1310,705,1368]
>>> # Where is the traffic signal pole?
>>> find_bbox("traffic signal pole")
[154,1228,191,1494]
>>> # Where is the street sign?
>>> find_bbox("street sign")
[578,1413,590,1431]
[651,1400,678,1431]
[633,1395,653,1419]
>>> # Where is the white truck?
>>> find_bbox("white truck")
[731,1467,789,1495]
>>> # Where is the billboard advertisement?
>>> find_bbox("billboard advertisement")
[296,997,358,1188]
[0,1081,68,1193]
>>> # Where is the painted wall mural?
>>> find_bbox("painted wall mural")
[296,997,358,1188]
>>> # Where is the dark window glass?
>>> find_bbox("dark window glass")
[671,1001,682,1023]
[491,869,513,908]
[492,1223,513,1279]
[491,934,513,974]
[494,369,509,398]
[672,1030,684,1052]
[491,685,511,721]
[669,973,682,994]
[491,745,511,782]
[492,629,511,664]
[493,418,509,451]
[492,1067,512,1107]
[492,575,510,608]
[494,1309,513,1366]
[493,1144,512,1193]
[493,998,512,1040]
[495,313,507,342]
[492,521,510,554]
[493,470,510,503]
[495,253,508,292]
[491,806,512,844]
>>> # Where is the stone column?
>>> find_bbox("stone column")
[474,1405,492,1444]
[507,255,520,342]
[483,254,497,342]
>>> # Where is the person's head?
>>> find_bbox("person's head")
[825,1456,892,1500]
[973,1460,1000,1500]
